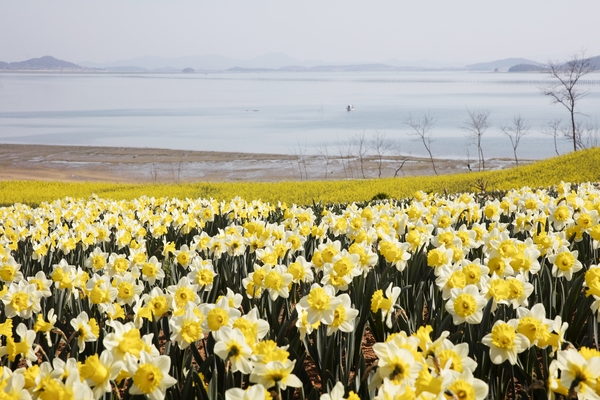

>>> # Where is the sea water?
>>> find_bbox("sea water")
[0,71,599,159]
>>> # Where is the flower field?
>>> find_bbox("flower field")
[1,178,600,399]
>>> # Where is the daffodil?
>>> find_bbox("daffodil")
[0,323,37,365]
[263,264,293,300]
[166,276,200,311]
[173,244,195,269]
[287,256,315,284]
[320,381,360,400]
[187,258,216,290]
[214,326,253,374]
[169,305,204,349]
[0,255,23,284]
[249,359,302,390]
[103,321,157,363]
[549,246,583,281]
[445,285,487,325]
[371,343,422,388]
[226,383,273,400]
[232,307,270,348]
[482,319,530,365]
[2,280,41,319]
[128,351,178,400]
[326,293,359,336]
[140,256,164,285]
[80,350,123,400]
[556,348,600,400]
[371,283,401,328]
[298,284,342,325]
[200,296,241,338]
[34,308,57,345]
[444,369,489,400]
[70,311,98,353]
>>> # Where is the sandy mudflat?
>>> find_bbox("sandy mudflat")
[0,143,523,183]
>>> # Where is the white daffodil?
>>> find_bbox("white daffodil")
[549,246,583,281]
[232,307,270,348]
[169,305,204,349]
[445,285,487,325]
[70,311,98,353]
[298,284,342,325]
[34,308,57,345]
[213,326,253,374]
[249,359,302,390]
[370,283,401,329]
[262,264,293,300]
[371,343,421,389]
[200,296,241,338]
[27,270,53,298]
[140,256,165,285]
[129,351,178,400]
[2,280,41,319]
[443,369,489,400]
[80,350,124,400]
[556,348,600,400]
[326,293,359,336]
[225,383,271,400]
[287,256,315,284]
[166,276,200,311]
[482,319,530,365]
[187,258,216,291]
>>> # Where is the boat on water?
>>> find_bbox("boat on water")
[347,104,354,111]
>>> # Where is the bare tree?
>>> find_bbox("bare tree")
[335,137,354,179]
[461,108,491,171]
[150,163,159,182]
[317,144,332,179]
[289,142,309,180]
[501,114,530,166]
[541,119,562,156]
[405,113,438,175]
[541,50,596,151]
[352,131,370,179]
[169,161,183,183]
[371,131,394,178]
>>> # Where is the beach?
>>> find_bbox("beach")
[0,143,524,183]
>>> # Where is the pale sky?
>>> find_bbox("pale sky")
[2,0,599,65]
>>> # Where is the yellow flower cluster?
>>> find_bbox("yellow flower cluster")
[1,147,600,207]
[0,181,600,398]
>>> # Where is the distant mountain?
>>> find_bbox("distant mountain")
[508,64,544,72]
[588,55,600,69]
[0,56,89,71]
[465,58,542,71]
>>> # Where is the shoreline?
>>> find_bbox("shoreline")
[0,143,527,183]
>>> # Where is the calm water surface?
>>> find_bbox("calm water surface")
[1,71,599,159]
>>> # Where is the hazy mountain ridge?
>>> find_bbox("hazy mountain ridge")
[465,58,543,71]
[3,54,599,73]
[0,56,90,71]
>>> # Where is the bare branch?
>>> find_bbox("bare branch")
[405,112,438,175]
[541,49,596,151]
[317,145,332,180]
[371,131,394,178]
[540,119,562,156]
[461,108,491,171]
[501,114,530,167]
[351,131,370,179]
